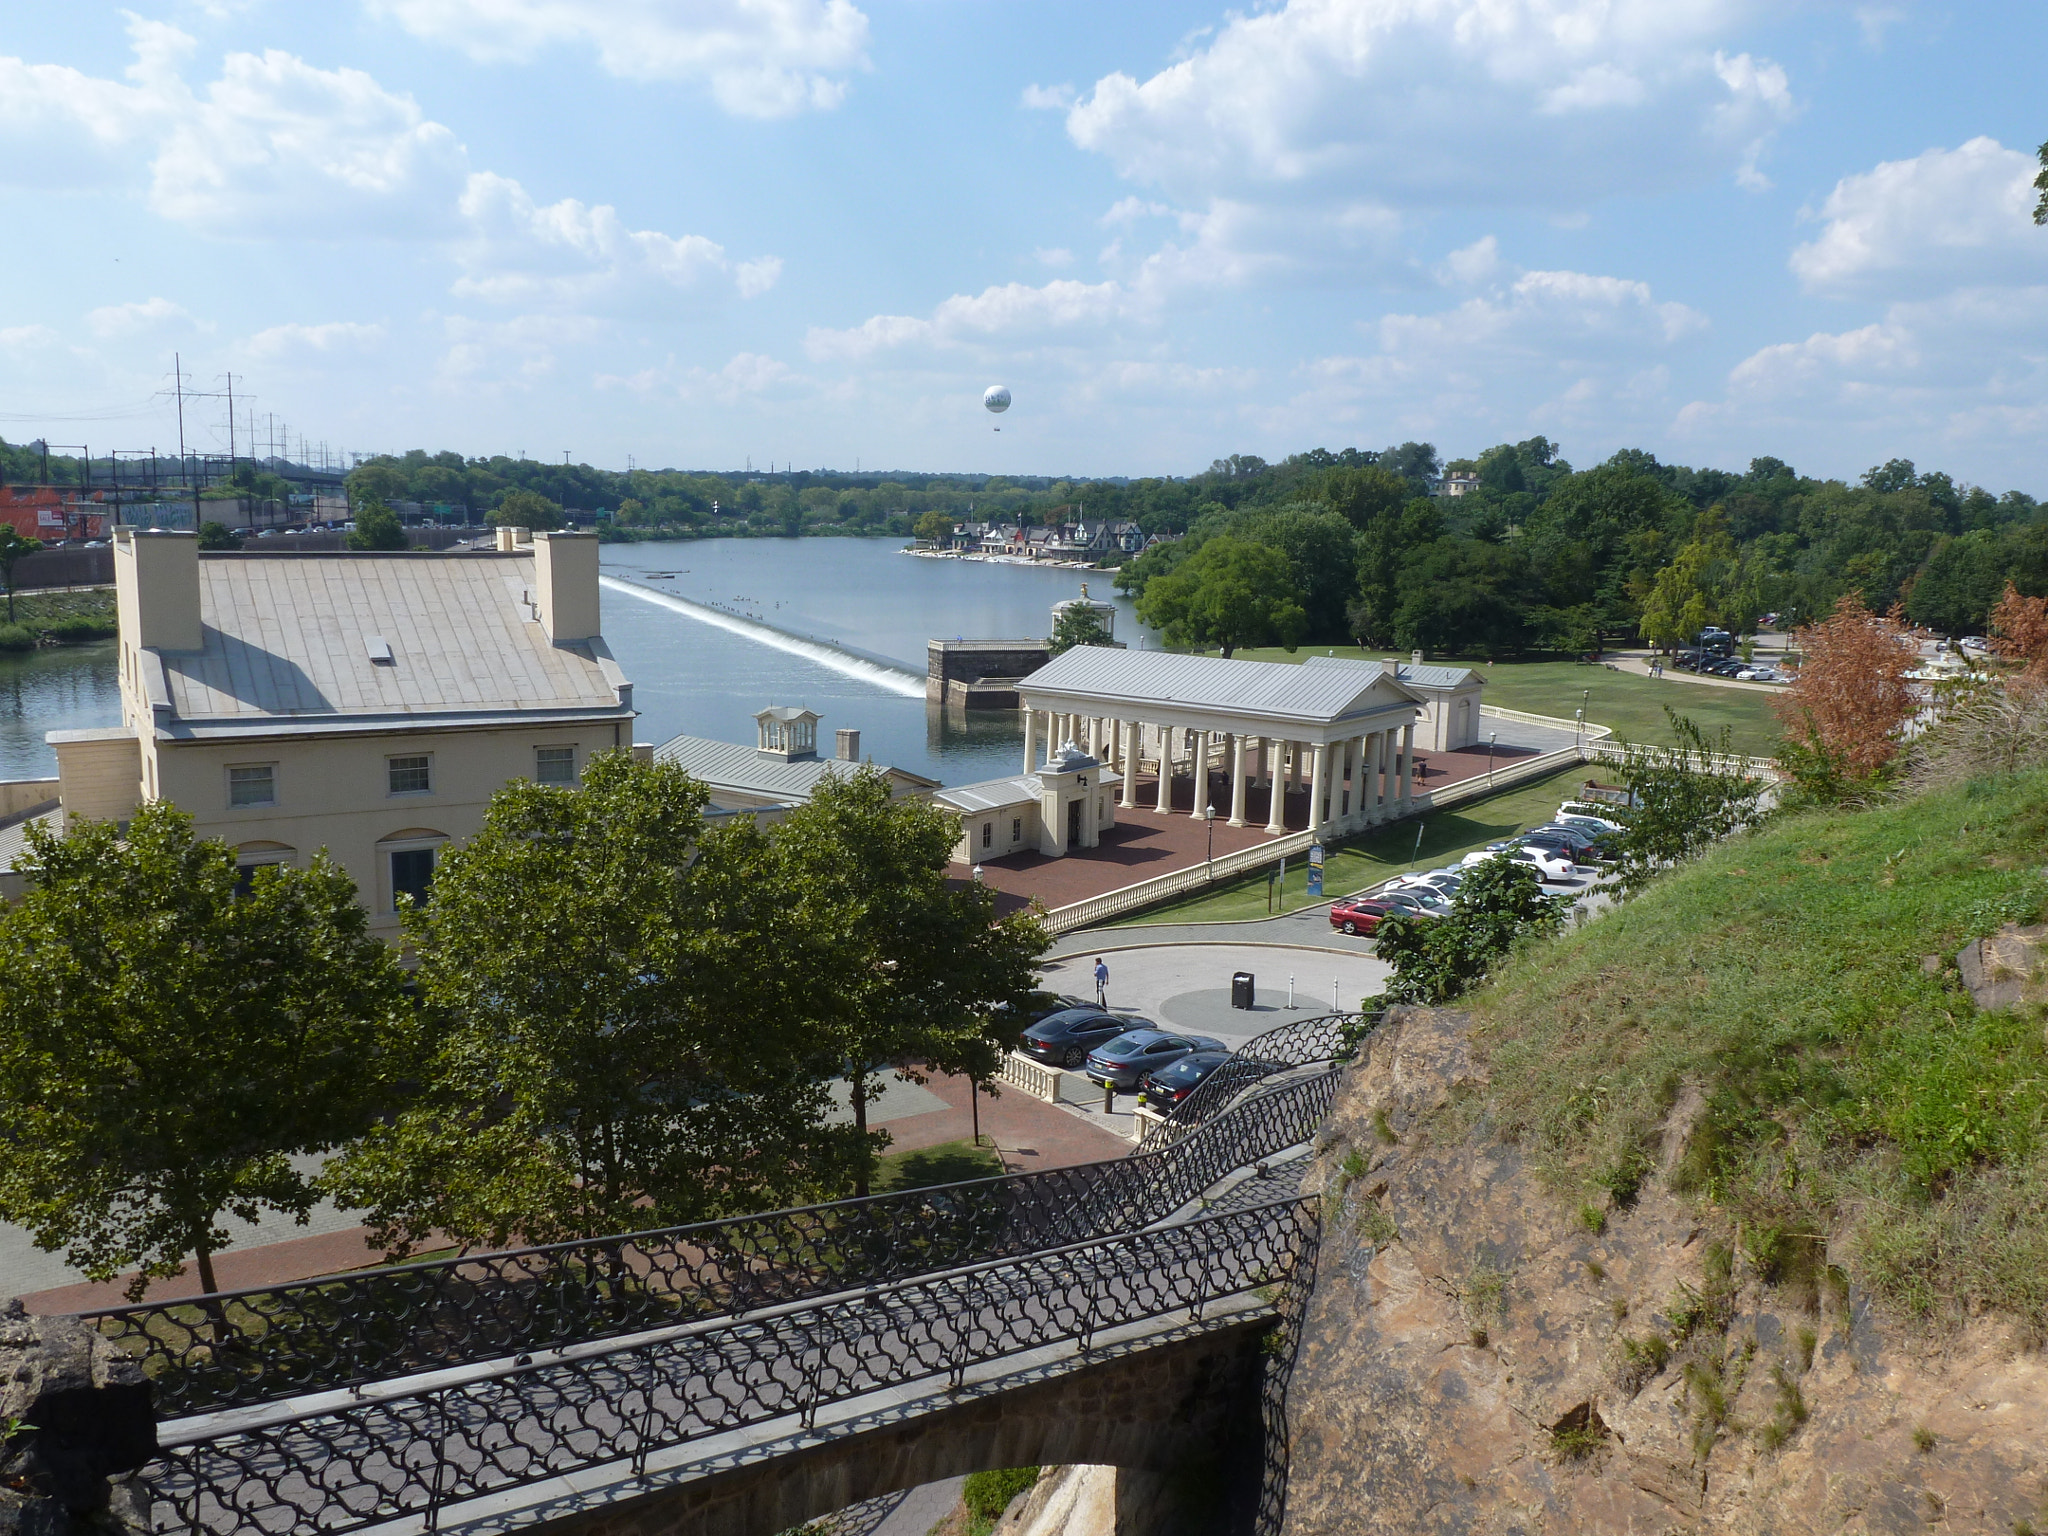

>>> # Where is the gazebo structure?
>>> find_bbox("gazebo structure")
[1016,648,1427,839]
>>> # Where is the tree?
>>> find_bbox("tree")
[1610,711,1767,894]
[1989,581,2048,695]
[328,754,852,1254]
[915,508,953,543]
[1372,855,1563,1005]
[0,804,410,1296]
[0,525,40,623]
[344,496,410,551]
[1049,603,1114,655]
[1135,535,1307,657]
[765,768,1048,1197]
[2036,140,2048,225]
[345,462,408,505]
[197,520,242,551]
[1772,592,1920,799]
[1637,525,1738,650]
[491,487,564,531]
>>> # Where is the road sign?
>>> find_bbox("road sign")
[1306,842,1324,898]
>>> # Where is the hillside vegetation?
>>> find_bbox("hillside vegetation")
[1467,767,2048,1334]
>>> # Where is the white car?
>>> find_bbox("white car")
[1462,844,1579,882]
[1555,813,1625,838]
[1394,869,1465,900]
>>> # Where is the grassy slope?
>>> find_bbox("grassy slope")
[0,588,116,641]
[1229,646,1783,755]
[1466,768,2048,1331]
[1106,764,1587,926]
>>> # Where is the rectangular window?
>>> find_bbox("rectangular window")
[228,764,276,808]
[535,746,577,785]
[1012,817,1022,843]
[388,755,432,795]
[981,821,992,849]
[390,847,435,911]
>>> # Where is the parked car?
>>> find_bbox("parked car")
[1329,893,1436,935]
[1462,844,1578,882]
[1393,869,1464,901]
[1524,823,1616,861]
[1085,1029,1226,1090]
[1137,1048,1232,1108]
[1555,811,1626,837]
[1018,1007,1153,1069]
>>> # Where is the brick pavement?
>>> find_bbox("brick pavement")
[17,1069,1129,1315]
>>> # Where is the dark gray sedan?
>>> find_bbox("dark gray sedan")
[1085,1029,1227,1090]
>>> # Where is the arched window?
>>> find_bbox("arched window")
[376,828,449,913]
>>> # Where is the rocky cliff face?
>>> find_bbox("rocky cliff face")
[1278,1008,2048,1536]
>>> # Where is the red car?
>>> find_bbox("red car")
[1328,892,1438,935]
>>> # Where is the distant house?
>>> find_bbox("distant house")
[654,706,936,820]
[935,742,1121,863]
[1437,471,1480,498]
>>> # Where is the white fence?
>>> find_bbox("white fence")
[996,1050,1067,1103]
[1583,740,1784,782]
[1479,702,1615,741]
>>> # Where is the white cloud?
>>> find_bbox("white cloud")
[453,172,779,308]
[1034,247,1074,269]
[244,321,389,358]
[0,17,465,234]
[1789,137,2047,299]
[437,312,606,385]
[1021,82,1075,111]
[367,0,870,117]
[1062,0,1794,212]
[1438,235,1502,286]
[1302,264,1707,439]
[86,297,204,339]
[805,278,1137,361]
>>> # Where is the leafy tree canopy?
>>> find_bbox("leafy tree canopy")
[1135,534,1307,657]
[344,496,409,551]
[0,805,411,1296]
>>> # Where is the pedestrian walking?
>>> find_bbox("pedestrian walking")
[1093,957,1109,1007]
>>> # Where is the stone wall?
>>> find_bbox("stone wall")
[0,1302,157,1534]
[927,640,1051,706]
[1278,1007,2048,1535]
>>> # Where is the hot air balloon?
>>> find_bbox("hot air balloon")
[983,384,1011,420]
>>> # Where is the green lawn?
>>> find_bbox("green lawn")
[871,1138,1004,1191]
[1230,646,1784,755]
[1105,764,1589,927]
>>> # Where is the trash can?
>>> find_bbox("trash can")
[1231,971,1255,1010]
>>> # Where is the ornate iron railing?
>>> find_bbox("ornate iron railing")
[148,1197,1319,1536]
[78,1015,1363,1417]
[1139,1012,1374,1149]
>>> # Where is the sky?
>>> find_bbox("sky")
[1,1,2045,490]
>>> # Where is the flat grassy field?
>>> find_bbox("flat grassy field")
[871,1138,1003,1191]
[1471,766,2048,1331]
[1230,645,1784,755]
[1106,763,1588,927]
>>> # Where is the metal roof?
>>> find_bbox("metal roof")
[1019,646,1423,728]
[654,734,935,799]
[1302,655,1481,691]
[161,554,629,728]
[934,775,1045,814]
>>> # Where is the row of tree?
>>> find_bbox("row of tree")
[1116,441,2048,655]
[0,759,1045,1296]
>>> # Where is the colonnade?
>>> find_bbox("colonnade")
[1019,709,1414,837]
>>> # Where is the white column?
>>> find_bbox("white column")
[1087,717,1101,757]
[1357,730,1377,825]
[1119,724,1139,809]
[1400,723,1415,808]
[1154,725,1174,814]
[1308,742,1329,838]
[1264,740,1287,834]
[1189,730,1210,819]
[1353,733,1371,830]
[1229,733,1248,827]
[1380,730,1395,815]
[1021,707,1036,773]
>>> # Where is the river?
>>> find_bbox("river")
[0,539,1152,787]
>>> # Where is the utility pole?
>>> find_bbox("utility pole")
[223,372,237,472]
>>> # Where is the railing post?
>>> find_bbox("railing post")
[424,1385,451,1532]
[631,1344,660,1479]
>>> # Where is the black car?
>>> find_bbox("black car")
[1523,824,1615,862]
[1137,1048,1232,1108]
[1022,991,1095,1027]
[1019,1008,1154,1069]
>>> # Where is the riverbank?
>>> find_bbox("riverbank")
[0,588,117,650]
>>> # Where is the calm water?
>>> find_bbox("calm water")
[0,541,1151,787]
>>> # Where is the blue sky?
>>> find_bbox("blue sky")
[2,1,2044,489]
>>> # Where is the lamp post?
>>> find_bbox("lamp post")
[1487,731,1497,788]
[1204,803,1216,880]
[971,864,983,884]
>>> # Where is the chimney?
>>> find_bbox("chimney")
[495,525,520,552]
[114,528,201,651]
[836,728,860,762]
[532,531,599,643]
[1411,649,1424,666]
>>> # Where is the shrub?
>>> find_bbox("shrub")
[45,614,114,641]
[963,1468,1039,1523]
[0,624,36,651]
